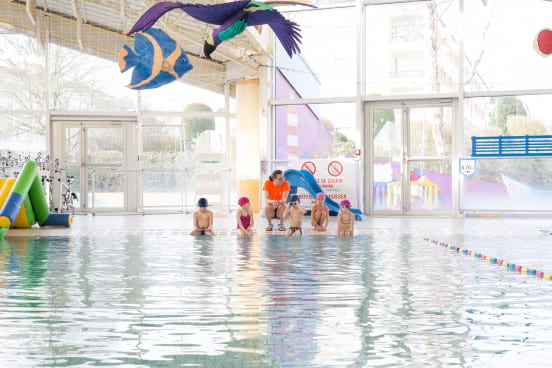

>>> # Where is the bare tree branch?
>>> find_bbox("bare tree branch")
[464,0,497,85]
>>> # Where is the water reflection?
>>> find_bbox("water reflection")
[0,234,550,367]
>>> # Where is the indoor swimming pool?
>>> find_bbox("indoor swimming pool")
[0,234,550,367]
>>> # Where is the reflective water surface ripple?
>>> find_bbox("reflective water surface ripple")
[0,235,550,367]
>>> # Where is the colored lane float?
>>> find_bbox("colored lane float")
[422,238,552,281]
[0,161,72,238]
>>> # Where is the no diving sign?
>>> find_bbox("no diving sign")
[328,161,343,177]
[301,161,317,175]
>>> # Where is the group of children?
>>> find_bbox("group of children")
[190,193,355,237]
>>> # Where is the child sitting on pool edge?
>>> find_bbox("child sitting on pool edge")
[190,198,215,236]
[236,197,254,236]
[337,199,354,236]
[311,193,329,231]
[284,194,306,236]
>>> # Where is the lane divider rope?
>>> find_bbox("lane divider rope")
[423,238,552,280]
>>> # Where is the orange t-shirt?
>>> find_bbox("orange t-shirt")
[263,180,290,201]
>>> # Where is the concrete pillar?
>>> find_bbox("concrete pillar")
[236,79,261,213]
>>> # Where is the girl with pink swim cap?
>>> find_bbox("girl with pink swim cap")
[337,199,354,236]
[311,193,329,231]
[236,197,254,236]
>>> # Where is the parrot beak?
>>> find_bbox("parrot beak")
[203,41,216,59]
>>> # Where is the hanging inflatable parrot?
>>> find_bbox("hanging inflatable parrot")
[127,1,316,59]
[535,29,552,56]
[119,28,193,90]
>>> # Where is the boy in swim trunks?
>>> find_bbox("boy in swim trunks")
[284,194,306,236]
[311,193,329,231]
[190,198,215,235]
[337,199,354,237]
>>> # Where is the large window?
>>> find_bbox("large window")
[275,7,357,99]
[0,31,48,155]
[365,1,460,95]
[464,0,552,91]
[0,32,46,112]
[140,83,225,113]
[48,44,136,112]
[463,94,552,212]
[274,103,357,161]
[0,114,46,154]
[274,1,552,215]
[463,158,552,211]
[0,26,231,214]
[464,95,552,152]
[141,115,231,212]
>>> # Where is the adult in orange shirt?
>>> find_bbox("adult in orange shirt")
[263,169,290,231]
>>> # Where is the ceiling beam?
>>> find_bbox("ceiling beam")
[70,0,83,49]
[26,0,37,25]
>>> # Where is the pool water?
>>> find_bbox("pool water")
[0,234,551,367]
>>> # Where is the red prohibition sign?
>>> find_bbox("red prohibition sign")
[301,161,317,175]
[327,161,343,177]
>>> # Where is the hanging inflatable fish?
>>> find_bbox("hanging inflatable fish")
[536,29,552,56]
[127,1,316,59]
[119,28,193,90]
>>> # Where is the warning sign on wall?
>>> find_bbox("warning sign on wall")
[301,161,317,175]
[292,158,359,210]
[327,161,343,177]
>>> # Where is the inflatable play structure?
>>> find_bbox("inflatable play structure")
[284,169,365,220]
[0,161,72,238]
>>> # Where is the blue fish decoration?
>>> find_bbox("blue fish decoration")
[118,28,193,90]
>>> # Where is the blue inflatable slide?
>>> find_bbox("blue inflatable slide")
[284,169,366,221]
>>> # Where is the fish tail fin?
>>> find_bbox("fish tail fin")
[119,45,139,72]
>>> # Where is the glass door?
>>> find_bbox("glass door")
[372,107,403,213]
[84,125,125,211]
[369,103,453,215]
[63,125,83,212]
[60,122,126,212]
[406,106,453,214]
[140,124,187,211]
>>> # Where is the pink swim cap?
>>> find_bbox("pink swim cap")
[316,193,326,199]
[237,197,250,207]
[340,199,351,208]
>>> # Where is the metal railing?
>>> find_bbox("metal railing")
[472,135,552,157]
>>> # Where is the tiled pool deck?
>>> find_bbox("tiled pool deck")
[5,214,552,238]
